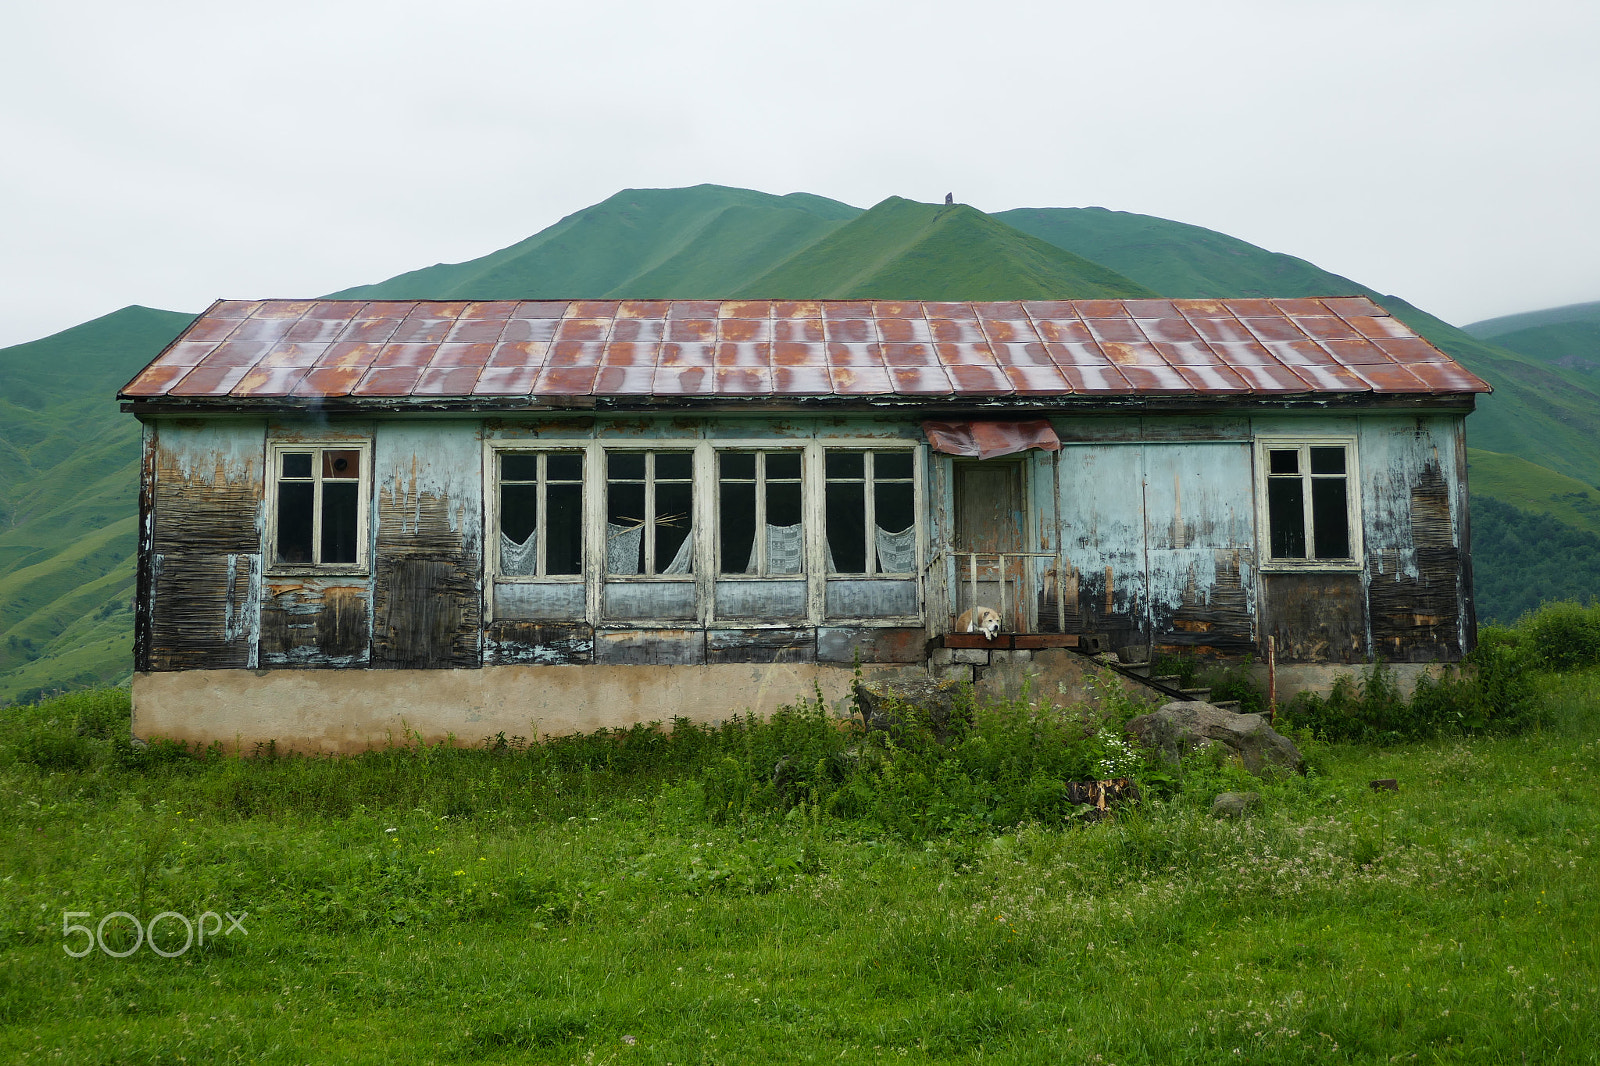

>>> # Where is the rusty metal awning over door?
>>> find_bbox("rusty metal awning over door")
[923,419,1061,460]
[121,297,1493,406]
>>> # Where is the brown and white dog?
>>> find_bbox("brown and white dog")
[954,606,1002,641]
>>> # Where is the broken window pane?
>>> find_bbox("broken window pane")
[1311,477,1351,559]
[1267,477,1306,559]
[277,481,314,563]
[827,479,867,573]
[874,479,916,572]
[320,481,359,563]
[546,483,583,575]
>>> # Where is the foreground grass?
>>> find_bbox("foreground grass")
[1,674,1598,1063]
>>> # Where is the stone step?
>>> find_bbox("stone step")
[1212,700,1242,713]
[1181,688,1212,703]
[1151,675,1183,687]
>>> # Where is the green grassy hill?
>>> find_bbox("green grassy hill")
[734,198,1153,300]
[1462,301,1600,387]
[330,185,861,300]
[0,306,194,703]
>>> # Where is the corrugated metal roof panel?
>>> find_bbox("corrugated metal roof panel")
[122,299,1492,403]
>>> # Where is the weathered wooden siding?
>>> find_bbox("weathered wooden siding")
[1044,443,1148,650]
[371,423,484,669]
[145,420,266,670]
[1030,424,1255,656]
[1359,416,1470,661]
[1141,443,1256,655]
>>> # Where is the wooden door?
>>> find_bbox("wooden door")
[953,461,1027,631]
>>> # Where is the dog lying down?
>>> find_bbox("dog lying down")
[954,606,1002,641]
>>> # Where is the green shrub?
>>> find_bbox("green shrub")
[1518,599,1600,671]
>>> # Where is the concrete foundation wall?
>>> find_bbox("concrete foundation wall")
[132,663,923,754]
[1248,661,1449,702]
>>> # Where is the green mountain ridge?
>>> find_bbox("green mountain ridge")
[732,198,1154,300]
[2,185,1597,700]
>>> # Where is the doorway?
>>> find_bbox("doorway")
[952,459,1029,632]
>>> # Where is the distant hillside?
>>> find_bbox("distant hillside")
[1467,449,1600,536]
[1461,301,1600,391]
[333,188,1151,303]
[330,185,861,300]
[733,199,1153,300]
[1464,300,1600,340]
[0,306,195,703]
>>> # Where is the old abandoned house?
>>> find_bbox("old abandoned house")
[119,297,1490,751]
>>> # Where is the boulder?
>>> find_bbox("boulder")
[1125,700,1302,776]
[1211,792,1260,819]
[855,675,970,743]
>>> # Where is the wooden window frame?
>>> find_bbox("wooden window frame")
[1254,436,1363,572]
[604,448,699,581]
[490,447,588,583]
[264,439,371,576]
[484,437,927,626]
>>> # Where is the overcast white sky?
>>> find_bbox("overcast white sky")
[2,0,1596,349]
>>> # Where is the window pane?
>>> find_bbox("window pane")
[281,453,313,479]
[1310,446,1346,475]
[826,451,863,479]
[1268,449,1299,475]
[501,453,539,481]
[547,453,583,482]
[767,452,802,481]
[322,450,359,480]
[655,452,693,480]
[875,480,915,532]
[721,452,755,480]
[276,482,315,563]
[876,452,913,480]
[767,475,803,526]
[545,484,584,575]
[321,481,359,563]
[1267,478,1306,559]
[500,484,538,546]
[656,480,694,574]
[826,480,866,573]
[609,452,645,480]
[606,481,645,575]
[720,480,756,574]
[1311,478,1351,559]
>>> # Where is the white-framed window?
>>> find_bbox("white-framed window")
[824,449,918,575]
[496,450,585,579]
[267,441,371,572]
[1256,437,1361,568]
[718,449,806,576]
[606,450,696,577]
[485,437,926,624]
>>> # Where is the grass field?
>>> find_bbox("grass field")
[1,648,1597,1064]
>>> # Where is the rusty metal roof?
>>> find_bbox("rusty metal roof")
[120,297,1491,405]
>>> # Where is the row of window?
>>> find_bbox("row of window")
[267,442,923,579]
[266,437,1364,577]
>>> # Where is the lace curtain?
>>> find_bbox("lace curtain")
[608,523,694,575]
[874,525,916,573]
[747,523,804,575]
[500,531,537,576]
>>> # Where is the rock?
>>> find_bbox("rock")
[1211,791,1260,819]
[855,676,970,743]
[1125,700,1302,776]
